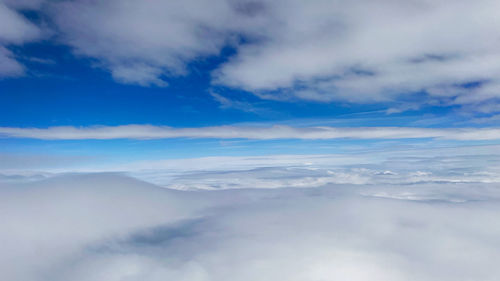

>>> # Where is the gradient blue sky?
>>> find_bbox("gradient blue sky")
[1,0,500,170]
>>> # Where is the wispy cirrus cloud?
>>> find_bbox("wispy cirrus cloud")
[210,91,268,114]
[2,124,500,140]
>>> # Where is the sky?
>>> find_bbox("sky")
[2,1,500,280]
[2,0,500,172]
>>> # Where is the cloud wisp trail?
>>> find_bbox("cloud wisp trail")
[2,125,500,140]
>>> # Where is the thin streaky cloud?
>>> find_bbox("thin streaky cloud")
[1,125,500,140]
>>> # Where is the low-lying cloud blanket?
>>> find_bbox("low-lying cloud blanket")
[2,173,499,281]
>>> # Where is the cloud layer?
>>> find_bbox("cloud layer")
[117,145,500,190]
[3,172,500,281]
[2,124,500,140]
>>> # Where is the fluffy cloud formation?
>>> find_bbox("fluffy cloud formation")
[2,124,500,140]
[42,0,500,111]
[0,0,43,77]
[3,0,500,111]
[214,0,500,107]
[48,0,267,86]
[2,173,500,281]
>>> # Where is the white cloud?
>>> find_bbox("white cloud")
[2,124,500,140]
[4,143,498,191]
[210,91,268,114]
[1,0,45,9]
[0,174,210,281]
[0,46,24,77]
[0,1,41,43]
[118,144,500,190]
[0,0,44,77]
[213,0,500,109]
[111,63,169,87]
[41,0,500,112]
[1,0,499,112]
[48,0,267,86]
[3,172,500,281]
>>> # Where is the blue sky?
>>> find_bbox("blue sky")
[1,0,500,170]
[4,3,500,279]
[1,42,416,128]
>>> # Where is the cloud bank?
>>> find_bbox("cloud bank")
[2,124,500,140]
[213,0,500,107]
[2,173,500,281]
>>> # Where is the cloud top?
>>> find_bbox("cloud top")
[3,173,500,281]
